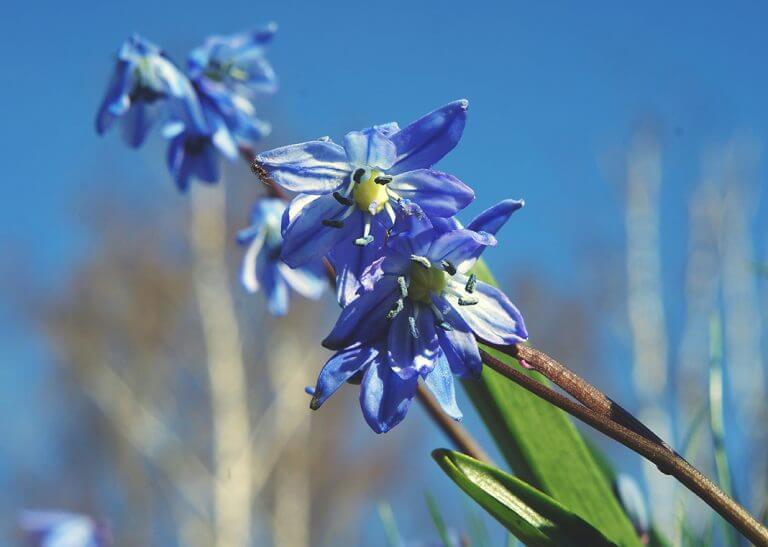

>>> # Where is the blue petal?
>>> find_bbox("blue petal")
[343,128,396,170]
[258,251,289,315]
[426,229,497,273]
[389,100,468,174]
[322,277,399,350]
[256,140,350,193]
[311,343,381,409]
[390,169,474,217]
[387,302,440,379]
[281,193,322,234]
[423,352,463,420]
[466,199,525,235]
[280,193,349,267]
[329,214,389,307]
[277,261,326,300]
[239,231,264,292]
[95,61,131,134]
[120,101,160,148]
[433,296,482,377]
[360,358,418,433]
[447,278,528,345]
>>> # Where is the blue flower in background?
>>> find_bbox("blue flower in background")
[309,201,527,433]
[238,198,327,315]
[96,35,202,148]
[20,511,111,547]
[188,24,278,98]
[256,100,474,306]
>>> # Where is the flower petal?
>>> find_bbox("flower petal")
[426,229,496,273]
[255,140,350,193]
[277,261,326,300]
[433,295,482,377]
[390,169,474,217]
[322,277,399,350]
[466,199,525,235]
[389,100,468,174]
[447,279,528,345]
[423,352,463,420]
[343,128,396,170]
[239,231,265,292]
[387,302,440,379]
[258,251,289,316]
[311,343,381,409]
[360,358,418,433]
[280,193,349,268]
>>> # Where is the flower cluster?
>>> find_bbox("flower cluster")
[255,102,528,432]
[19,510,111,547]
[96,26,277,191]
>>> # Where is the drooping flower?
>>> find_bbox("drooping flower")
[237,198,326,315]
[309,201,527,433]
[96,35,202,148]
[19,510,111,547]
[255,101,475,306]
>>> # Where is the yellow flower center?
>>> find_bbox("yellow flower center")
[353,170,389,213]
[408,265,446,303]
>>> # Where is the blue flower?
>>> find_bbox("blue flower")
[187,26,276,148]
[238,198,327,315]
[188,24,278,98]
[20,510,111,547]
[309,201,527,433]
[96,35,203,148]
[255,101,475,306]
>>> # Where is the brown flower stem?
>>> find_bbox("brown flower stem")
[480,347,768,547]
[416,383,492,464]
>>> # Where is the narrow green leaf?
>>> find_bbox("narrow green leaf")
[708,314,737,547]
[425,491,453,547]
[433,449,617,547]
[377,502,403,547]
[462,260,642,547]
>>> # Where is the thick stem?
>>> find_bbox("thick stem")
[479,348,768,547]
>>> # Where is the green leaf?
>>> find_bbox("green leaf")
[425,491,454,547]
[377,502,403,547]
[433,449,617,547]
[462,260,641,546]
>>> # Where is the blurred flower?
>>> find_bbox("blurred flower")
[237,198,326,315]
[95,35,202,148]
[19,511,110,547]
[255,101,474,306]
[188,24,278,98]
[309,201,527,432]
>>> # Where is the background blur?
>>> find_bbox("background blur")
[1,1,767,545]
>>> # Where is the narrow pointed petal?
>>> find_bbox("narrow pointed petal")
[424,352,463,420]
[433,295,482,377]
[426,229,496,273]
[389,169,474,217]
[343,128,397,170]
[277,261,326,300]
[255,140,350,193]
[448,279,528,345]
[311,343,381,409]
[466,199,525,235]
[329,215,388,306]
[322,277,399,349]
[239,232,265,292]
[360,359,418,433]
[258,252,289,315]
[388,303,440,379]
[389,100,468,174]
[280,193,349,268]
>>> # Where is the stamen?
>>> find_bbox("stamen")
[408,316,419,338]
[410,255,431,269]
[353,168,365,183]
[465,273,477,293]
[385,202,397,225]
[441,260,457,276]
[332,191,353,206]
[437,321,453,331]
[368,201,379,215]
[458,296,479,306]
[354,235,374,246]
[322,219,344,228]
[374,175,392,185]
[386,299,404,320]
[397,276,409,298]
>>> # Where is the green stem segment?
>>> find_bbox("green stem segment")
[480,346,768,547]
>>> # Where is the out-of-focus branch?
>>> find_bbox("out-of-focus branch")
[480,346,768,547]
[189,183,253,547]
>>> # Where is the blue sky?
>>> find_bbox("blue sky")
[1,0,767,543]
